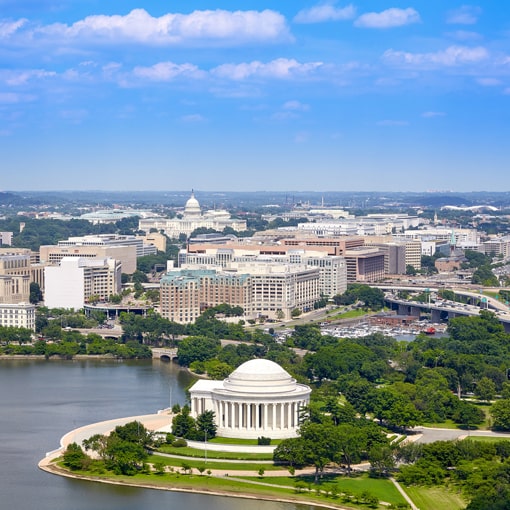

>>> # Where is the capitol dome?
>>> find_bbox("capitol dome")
[184,191,201,217]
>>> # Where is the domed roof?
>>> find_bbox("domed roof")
[222,359,301,394]
[184,191,201,217]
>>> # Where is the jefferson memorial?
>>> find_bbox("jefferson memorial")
[189,359,311,439]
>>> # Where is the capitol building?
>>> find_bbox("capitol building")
[138,191,247,240]
[189,359,311,439]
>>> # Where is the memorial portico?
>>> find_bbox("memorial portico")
[189,359,311,439]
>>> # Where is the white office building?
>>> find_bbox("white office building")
[0,302,36,330]
[44,257,122,310]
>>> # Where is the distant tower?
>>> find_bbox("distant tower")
[433,211,438,224]
[450,229,457,255]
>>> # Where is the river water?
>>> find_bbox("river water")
[0,359,315,510]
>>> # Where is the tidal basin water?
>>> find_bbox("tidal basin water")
[0,358,317,510]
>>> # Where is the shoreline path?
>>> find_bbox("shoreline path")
[38,413,510,510]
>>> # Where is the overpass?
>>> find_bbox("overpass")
[384,295,510,333]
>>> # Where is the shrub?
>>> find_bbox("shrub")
[172,438,187,448]
[257,436,271,445]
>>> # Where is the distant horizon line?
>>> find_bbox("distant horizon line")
[3,189,510,195]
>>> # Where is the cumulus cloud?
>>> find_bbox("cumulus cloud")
[133,62,205,81]
[34,9,291,46]
[2,69,56,86]
[447,6,482,25]
[0,18,27,38]
[212,58,323,80]
[382,45,489,67]
[355,8,420,28]
[294,3,356,24]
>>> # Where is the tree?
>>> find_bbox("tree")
[406,265,417,276]
[299,422,339,483]
[63,442,90,471]
[475,376,496,403]
[452,401,485,428]
[273,437,308,468]
[172,407,197,438]
[29,282,43,304]
[291,308,302,318]
[369,446,395,477]
[335,424,365,475]
[196,410,217,440]
[176,336,221,366]
[491,399,510,431]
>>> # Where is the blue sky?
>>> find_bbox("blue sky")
[1,1,509,192]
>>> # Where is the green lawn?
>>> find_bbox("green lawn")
[248,473,407,507]
[422,419,461,430]
[328,309,370,320]
[404,485,466,510]
[150,454,281,472]
[466,435,510,442]
[157,445,273,461]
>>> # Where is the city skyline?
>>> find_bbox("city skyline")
[1,1,509,192]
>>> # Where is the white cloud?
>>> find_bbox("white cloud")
[476,77,501,86]
[422,111,446,118]
[447,6,482,25]
[355,8,420,28]
[181,114,206,123]
[212,58,323,80]
[294,3,356,24]
[2,69,56,86]
[283,100,309,111]
[35,9,291,46]
[133,62,205,81]
[382,45,489,67]
[0,18,27,38]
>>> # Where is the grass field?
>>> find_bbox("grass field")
[150,454,281,472]
[466,435,510,442]
[403,485,466,510]
[56,459,407,509]
[246,473,407,507]
[157,445,273,461]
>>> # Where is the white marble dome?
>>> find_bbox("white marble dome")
[223,359,297,394]
[184,191,201,217]
[189,358,311,439]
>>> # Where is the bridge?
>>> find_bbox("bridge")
[384,295,510,333]
[151,348,178,361]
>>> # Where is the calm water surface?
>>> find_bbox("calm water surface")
[0,359,316,510]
